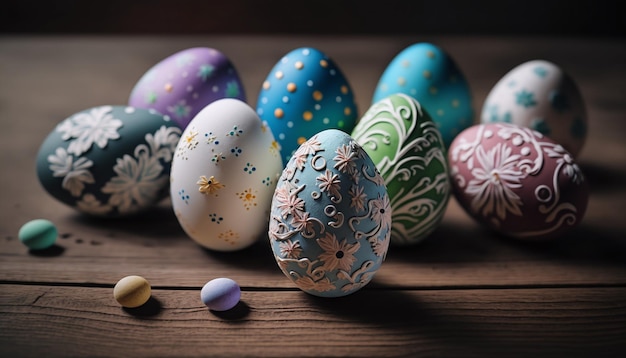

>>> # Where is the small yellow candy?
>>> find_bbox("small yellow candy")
[113,275,151,308]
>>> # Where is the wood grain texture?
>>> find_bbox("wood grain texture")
[1,35,625,357]
[2,285,625,357]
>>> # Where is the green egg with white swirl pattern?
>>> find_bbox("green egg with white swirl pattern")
[351,93,450,245]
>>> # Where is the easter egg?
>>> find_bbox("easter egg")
[351,93,450,245]
[448,122,589,240]
[372,42,474,148]
[268,129,391,297]
[129,47,246,129]
[114,275,151,308]
[36,105,182,217]
[201,277,241,311]
[170,98,283,251]
[256,47,358,164]
[18,219,58,250]
[480,59,587,157]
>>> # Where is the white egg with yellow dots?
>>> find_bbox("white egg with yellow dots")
[170,98,283,251]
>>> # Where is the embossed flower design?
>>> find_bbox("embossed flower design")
[317,232,360,272]
[317,169,341,199]
[349,185,367,212]
[279,239,302,259]
[56,106,123,156]
[545,145,584,186]
[47,147,94,197]
[102,153,167,214]
[196,175,225,195]
[273,184,306,219]
[465,142,524,221]
[333,144,357,174]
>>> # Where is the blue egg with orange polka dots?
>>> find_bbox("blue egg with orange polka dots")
[372,42,474,148]
[256,47,358,165]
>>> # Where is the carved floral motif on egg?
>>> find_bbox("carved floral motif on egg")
[448,122,588,240]
[36,105,181,217]
[268,129,391,297]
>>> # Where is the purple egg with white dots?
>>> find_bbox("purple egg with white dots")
[256,47,358,165]
[129,47,246,129]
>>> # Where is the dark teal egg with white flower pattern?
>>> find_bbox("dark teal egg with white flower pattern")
[480,59,587,158]
[36,105,182,217]
[268,129,391,298]
[372,42,474,148]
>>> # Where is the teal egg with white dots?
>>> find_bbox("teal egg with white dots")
[256,47,358,165]
[480,59,587,158]
[18,219,58,250]
[372,42,474,148]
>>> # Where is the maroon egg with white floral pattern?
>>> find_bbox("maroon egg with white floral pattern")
[448,122,589,240]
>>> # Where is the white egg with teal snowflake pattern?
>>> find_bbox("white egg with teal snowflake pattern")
[268,129,392,298]
[129,47,246,130]
[36,105,182,217]
[351,93,450,246]
[372,42,474,148]
[170,98,283,251]
[480,59,587,158]
[256,47,358,165]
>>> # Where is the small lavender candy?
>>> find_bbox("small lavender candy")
[201,278,241,311]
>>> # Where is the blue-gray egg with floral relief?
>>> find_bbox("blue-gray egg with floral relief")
[268,129,391,298]
[36,105,181,217]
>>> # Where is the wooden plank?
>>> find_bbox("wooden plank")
[2,199,625,289]
[1,284,625,357]
[2,199,626,288]
[1,35,625,358]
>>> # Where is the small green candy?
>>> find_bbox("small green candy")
[18,219,58,250]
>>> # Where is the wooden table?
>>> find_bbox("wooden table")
[1,35,625,357]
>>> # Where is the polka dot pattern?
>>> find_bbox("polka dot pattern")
[256,47,358,164]
[372,42,474,148]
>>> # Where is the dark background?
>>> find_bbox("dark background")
[2,0,624,36]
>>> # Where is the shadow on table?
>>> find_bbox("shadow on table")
[199,236,282,275]
[387,215,626,266]
[28,243,65,257]
[304,286,563,357]
[209,300,250,321]
[123,296,163,318]
[68,201,186,240]
[578,160,626,194]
